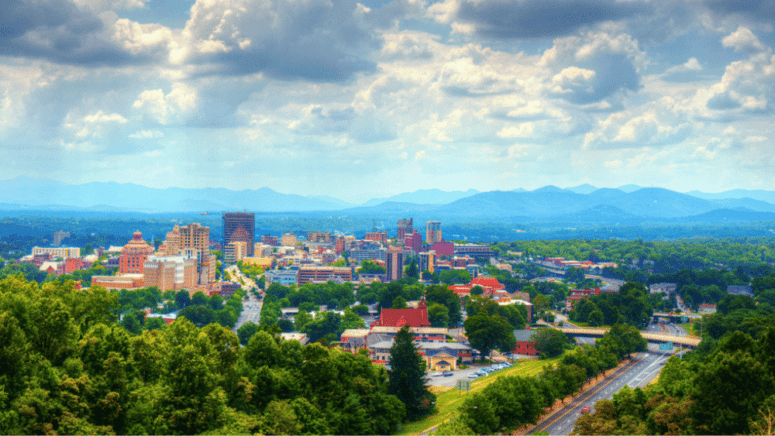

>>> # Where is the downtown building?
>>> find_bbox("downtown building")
[426,221,441,244]
[223,212,255,256]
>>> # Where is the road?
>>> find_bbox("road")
[227,265,263,332]
[531,346,674,435]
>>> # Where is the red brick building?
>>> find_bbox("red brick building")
[119,231,155,274]
[373,297,431,328]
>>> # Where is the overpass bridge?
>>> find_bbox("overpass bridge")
[652,312,702,323]
[558,327,701,349]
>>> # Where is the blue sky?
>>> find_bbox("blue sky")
[1,0,774,202]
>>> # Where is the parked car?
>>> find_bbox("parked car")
[467,373,480,378]
[442,370,453,377]
[580,406,591,413]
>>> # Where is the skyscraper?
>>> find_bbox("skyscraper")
[386,246,404,282]
[397,218,413,242]
[223,212,255,256]
[426,221,441,244]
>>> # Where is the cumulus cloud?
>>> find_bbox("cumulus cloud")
[583,97,692,149]
[541,32,644,103]
[129,130,163,138]
[0,0,154,66]
[721,27,766,53]
[174,0,380,82]
[133,82,196,125]
[63,110,128,138]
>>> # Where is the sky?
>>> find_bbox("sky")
[1,0,775,203]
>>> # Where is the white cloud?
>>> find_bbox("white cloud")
[497,123,534,138]
[722,27,766,53]
[129,130,164,138]
[132,82,197,125]
[111,18,173,56]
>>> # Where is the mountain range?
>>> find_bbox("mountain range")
[1,177,775,224]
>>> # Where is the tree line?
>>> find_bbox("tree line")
[433,323,647,435]
[0,274,416,435]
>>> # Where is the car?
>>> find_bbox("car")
[580,406,591,413]
[442,370,453,377]
[467,373,480,378]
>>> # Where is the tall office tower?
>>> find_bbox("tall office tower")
[419,250,436,274]
[386,246,404,282]
[179,223,210,254]
[223,212,255,256]
[426,221,441,244]
[397,218,413,242]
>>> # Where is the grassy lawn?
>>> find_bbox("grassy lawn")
[396,356,564,435]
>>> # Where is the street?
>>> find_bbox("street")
[530,346,674,435]
[226,265,263,332]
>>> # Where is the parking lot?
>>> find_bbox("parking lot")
[426,362,514,387]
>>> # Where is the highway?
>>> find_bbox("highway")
[530,346,674,435]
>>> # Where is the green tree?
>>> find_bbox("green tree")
[387,326,436,421]
[191,291,208,306]
[428,303,450,328]
[464,312,516,359]
[470,285,484,295]
[237,322,259,346]
[533,328,568,358]
[392,296,407,309]
[405,261,419,279]
[209,293,224,310]
[359,260,386,275]
[426,285,462,327]
[175,289,191,309]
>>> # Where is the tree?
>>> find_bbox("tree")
[277,319,295,332]
[405,261,419,279]
[428,303,450,328]
[392,296,407,309]
[178,305,215,328]
[359,260,386,275]
[191,291,208,306]
[387,326,436,421]
[426,285,462,327]
[209,293,224,310]
[237,322,259,346]
[464,312,516,359]
[533,328,568,358]
[470,285,484,296]
[175,289,191,309]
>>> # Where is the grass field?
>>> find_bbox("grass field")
[396,357,564,435]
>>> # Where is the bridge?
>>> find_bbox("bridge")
[652,312,702,322]
[558,327,701,349]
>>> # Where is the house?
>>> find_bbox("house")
[367,340,473,370]
[280,332,309,345]
[512,329,539,356]
[727,285,754,298]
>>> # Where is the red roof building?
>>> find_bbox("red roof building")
[565,287,601,310]
[448,276,506,296]
[373,298,431,328]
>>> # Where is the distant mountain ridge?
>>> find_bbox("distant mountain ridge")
[1,177,774,226]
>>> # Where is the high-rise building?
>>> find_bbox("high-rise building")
[404,229,422,253]
[335,237,345,254]
[119,231,155,274]
[179,223,210,254]
[225,241,248,263]
[143,255,197,292]
[419,250,436,274]
[223,212,255,256]
[397,218,413,242]
[426,221,441,244]
[386,246,404,282]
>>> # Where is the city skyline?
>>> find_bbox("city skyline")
[2,0,774,202]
